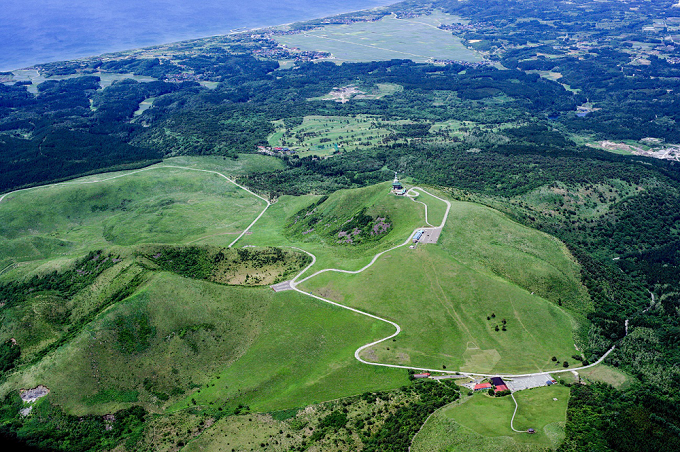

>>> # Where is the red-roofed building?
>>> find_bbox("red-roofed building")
[413,373,430,379]
[495,384,509,393]
[474,382,493,391]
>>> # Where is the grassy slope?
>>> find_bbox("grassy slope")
[579,364,634,389]
[0,166,266,279]
[413,386,570,451]
[171,289,405,412]
[301,198,586,374]
[240,182,427,273]
[410,187,448,226]
[2,272,406,415]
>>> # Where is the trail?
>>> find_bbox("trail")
[510,393,528,433]
[0,164,270,249]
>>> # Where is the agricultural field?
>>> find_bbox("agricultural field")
[413,385,570,451]
[276,11,482,63]
[0,163,268,279]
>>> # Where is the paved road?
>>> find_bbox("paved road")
[295,187,451,286]
[271,280,293,292]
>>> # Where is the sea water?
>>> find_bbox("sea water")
[0,0,396,71]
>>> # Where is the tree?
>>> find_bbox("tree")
[495,325,500,332]
[488,388,495,396]
[552,356,557,361]
[563,361,569,367]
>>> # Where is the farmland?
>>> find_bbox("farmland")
[276,11,482,63]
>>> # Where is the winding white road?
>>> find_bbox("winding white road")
[2,170,623,380]
[287,186,620,380]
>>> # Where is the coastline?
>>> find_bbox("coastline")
[2,1,399,72]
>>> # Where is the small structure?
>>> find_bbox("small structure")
[527,428,536,434]
[391,172,404,192]
[474,382,493,391]
[490,376,509,393]
[413,229,424,243]
[413,372,431,379]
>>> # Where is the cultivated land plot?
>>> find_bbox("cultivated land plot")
[276,12,482,63]
[300,200,587,374]
[415,385,570,450]
[0,166,265,278]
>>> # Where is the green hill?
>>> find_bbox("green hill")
[300,197,589,374]
[0,165,265,279]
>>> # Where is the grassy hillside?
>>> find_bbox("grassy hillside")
[413,386,570,451]
[241,181,428,273]
[0,166,265,279]
[1,270,406,416]
[300,199,588,374]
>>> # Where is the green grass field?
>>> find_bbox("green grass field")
[579,364,634,389]
[240,181,429,274]
[2,271,406,415]
[300,198,588,374]
[277,11,481,63]
[409,187,448,226]
[0,161,589,452]
[267,115,412,156]
[0,164,269,279]
[413,386,570,451]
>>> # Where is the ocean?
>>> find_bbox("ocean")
[0,0,397,71]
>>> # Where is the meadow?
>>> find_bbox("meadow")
[1,271,406,416]
[276,11,482,63]
[240,181,429,274]
[267,115,411,157]
[0,162,590,450]
[0,160,272,279]
[412,385,570,451]
[299,197,588,374]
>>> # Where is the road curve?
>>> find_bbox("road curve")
[294,187,451,285]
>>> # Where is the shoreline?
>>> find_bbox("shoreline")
[3,2,399,73]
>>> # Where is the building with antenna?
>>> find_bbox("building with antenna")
[391,172,406,195]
